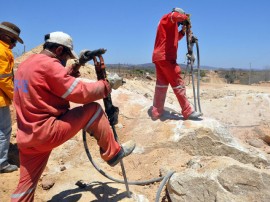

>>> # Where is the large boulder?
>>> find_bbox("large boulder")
[171,118,269,168]
[168,156,270,202]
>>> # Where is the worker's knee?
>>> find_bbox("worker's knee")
[83,102,104,131]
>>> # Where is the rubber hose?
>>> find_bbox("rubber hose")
[155,171,175,202]
[83,130,164,185]
[195,40,202,113]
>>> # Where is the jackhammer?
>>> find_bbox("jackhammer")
[183,16,203,114]
[81,49,175,201]
[81,48,132,197]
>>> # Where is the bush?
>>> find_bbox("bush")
[200,70,206,77]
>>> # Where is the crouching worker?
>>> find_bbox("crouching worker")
[11,31,135,202]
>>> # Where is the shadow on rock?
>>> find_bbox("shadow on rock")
[48,181,130,202]
[147,106,183,121]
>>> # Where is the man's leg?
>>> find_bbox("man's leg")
[163,61,193,119]
[11,149,51,202]
[37,102,128,162]
[11,102,134,201]
[0,106,17,172]
[152,61,169,119]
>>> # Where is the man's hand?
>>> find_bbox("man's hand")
[184,14,191,26]
[78,49,107,65]
[67,64,81,78]
[186,14,191,20]
[107,73,124,90]
[181,25,187,35]
[78,50,92,65]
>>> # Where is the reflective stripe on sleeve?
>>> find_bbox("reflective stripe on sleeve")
[170,13,175,23]
[84,106,102,130]
[172,85,185,89]
[0,73,13,78]
[11,187,35,199]
[61,78,79,99]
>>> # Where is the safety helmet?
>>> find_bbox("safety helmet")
[44,31,78,59]
[172,7,185,14]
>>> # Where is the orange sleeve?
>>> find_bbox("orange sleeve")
[0,42,14,102]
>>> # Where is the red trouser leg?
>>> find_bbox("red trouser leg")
[34,102,121,161]
[154,60,193,119]
[12,102,120,201]
[11,149,51,202]
[152,61,169,118]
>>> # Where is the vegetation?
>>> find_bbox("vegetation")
[107,65,155,79]
[108,64,270,85]
[219,68,270,84]
[107,64,207,80]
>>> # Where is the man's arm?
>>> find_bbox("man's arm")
[171,12,189,23]
[178,25,187,41]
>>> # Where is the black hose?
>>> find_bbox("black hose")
[185,36,202,114]
[155,171,175,202]
[83,130,164,185]
[195,40,202,113]
[191,61,197,111]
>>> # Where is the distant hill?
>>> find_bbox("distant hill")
[106,63,220,70]
[107,63,270,71]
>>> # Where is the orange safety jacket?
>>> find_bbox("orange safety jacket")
[152,11,188,62]
[14,54,111,148]
[0,40,14,107]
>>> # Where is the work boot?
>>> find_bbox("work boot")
[151,106,162,121]
[187,111,202,120]
[107,140,136,167]
[0,164,18,173]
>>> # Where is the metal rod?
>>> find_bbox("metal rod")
[112,126,131,198]
[93,54,131,198]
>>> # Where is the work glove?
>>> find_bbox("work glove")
[78,49,92,65]
[78,48,107,65]
[67,64,81,78]
[181,14,191,26]
[107,73,124,90]
[180,25,187,35]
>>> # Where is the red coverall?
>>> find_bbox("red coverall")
[11,54,121,201]
[152,11,193,119]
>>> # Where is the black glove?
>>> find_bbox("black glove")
[78,50,92,65]
[79,48,107,65]
[183,14,191,26]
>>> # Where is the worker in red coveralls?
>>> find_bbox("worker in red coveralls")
[151,7,202,120]
[11,31,135,202]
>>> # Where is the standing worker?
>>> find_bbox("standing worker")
[0,22,23,173]
[151,8,202,120]
[11,31,135,201]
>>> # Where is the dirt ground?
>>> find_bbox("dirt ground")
[1,67,270,201]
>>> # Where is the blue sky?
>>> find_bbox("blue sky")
[2,0,270,69]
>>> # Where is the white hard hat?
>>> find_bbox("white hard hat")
[172,7,185,14]
[45,31,78,59]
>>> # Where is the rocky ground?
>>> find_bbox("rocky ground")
[1,56,270,201]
